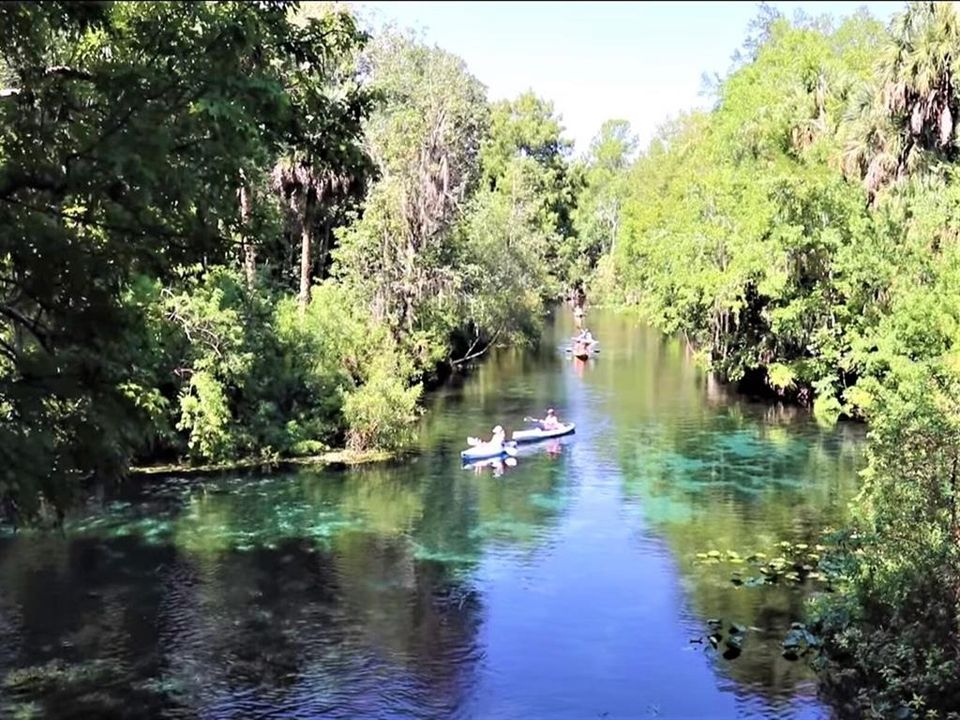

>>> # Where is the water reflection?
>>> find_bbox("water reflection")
[570,310,862,711]
[463,455,518,477]
[0,513,487,717]
[0,309,861,719]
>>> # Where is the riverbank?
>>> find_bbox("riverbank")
[131,448,397,477]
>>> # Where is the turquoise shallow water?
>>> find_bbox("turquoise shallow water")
[0,310,863,719]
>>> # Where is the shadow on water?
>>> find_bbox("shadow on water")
[0,309,862,719]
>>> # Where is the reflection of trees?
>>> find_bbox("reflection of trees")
[0,440,574,719]
[328,533,483,699]
[0,533,484,718]
[0,535,186,717]
[161,467,486,714]
[578,310,864,702]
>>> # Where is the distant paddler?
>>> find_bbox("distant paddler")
[526,408,561,430]
[575,327,595,345]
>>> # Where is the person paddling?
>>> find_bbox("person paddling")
[539,409,560,430]
[575,328,594,346]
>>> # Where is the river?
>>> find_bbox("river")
[0,310,864,719]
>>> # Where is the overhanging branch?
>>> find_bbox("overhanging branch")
[450,325,503,366]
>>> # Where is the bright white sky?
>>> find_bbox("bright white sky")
[351,1,903,155]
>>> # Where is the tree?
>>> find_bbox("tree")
[272,157,367,310]
[335,32,488,344]
[571,119,637,284]
[450,156,556,362]
[843,2,960,201]
[595,5,960,712]
[0,1,367,519]
[267,6,373,308]
[479,92,580,290]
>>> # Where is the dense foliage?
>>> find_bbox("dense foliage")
[579,3,960,716]
[6,0,960,712]
[0,2,580,521]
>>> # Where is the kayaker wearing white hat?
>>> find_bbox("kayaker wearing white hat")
[465,425,507,449]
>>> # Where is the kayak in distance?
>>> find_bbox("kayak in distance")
[512,422,576,443]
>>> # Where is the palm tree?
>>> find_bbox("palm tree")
[843,2,960,201]
[272,154,364,310]
[842,88,906,202]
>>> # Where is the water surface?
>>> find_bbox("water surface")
[0,310,863,719]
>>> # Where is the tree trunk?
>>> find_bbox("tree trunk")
[238,181,256,288]
[299,218,312,312]
[951,452,959,546]
[317,218,332,280]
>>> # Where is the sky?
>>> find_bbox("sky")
[350,1,903,155]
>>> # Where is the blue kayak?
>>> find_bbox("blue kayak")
[511,422,576,444]
[461,441,518,461]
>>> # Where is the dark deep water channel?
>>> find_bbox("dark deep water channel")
[0,310,864,719]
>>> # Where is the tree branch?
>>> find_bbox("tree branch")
[0,168,66,201]
[0,336,18,364]
[0,304,51,353]
[44,65,94,81]
[451,326,503,366]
